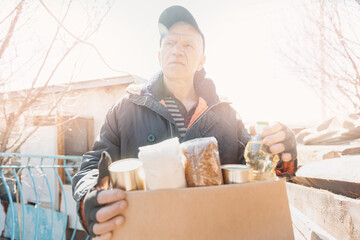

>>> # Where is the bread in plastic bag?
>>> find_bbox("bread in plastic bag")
[180,137,223,187]
[138,137,186,190]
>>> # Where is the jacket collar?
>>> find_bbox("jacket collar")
[140,69,220,107]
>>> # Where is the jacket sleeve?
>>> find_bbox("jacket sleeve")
[71,99,123,230]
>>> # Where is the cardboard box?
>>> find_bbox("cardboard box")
[112,179,294,240]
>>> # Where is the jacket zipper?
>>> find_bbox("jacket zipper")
[184,101,224,138]
[169,120,174,138]
[184,102,248,150]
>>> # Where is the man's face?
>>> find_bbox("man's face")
[158,22,205,81]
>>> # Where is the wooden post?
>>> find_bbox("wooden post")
[87,117,94,152]
[57,111,65,211]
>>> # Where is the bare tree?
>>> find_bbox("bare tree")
[281,0,360,117]
[0,0,114,165]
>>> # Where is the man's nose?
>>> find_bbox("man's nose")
[171,43,185,55]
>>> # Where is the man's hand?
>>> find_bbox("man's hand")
[84,189,127,240]
[261,122,297,162]
[83,151,127,239]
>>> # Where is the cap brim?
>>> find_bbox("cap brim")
[158,5,201,36]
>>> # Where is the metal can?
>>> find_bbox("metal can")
[109,158,146,191]
[221,164,254,184]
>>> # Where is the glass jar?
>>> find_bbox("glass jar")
[244,121,279,181]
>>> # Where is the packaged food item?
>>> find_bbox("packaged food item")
[180,137,223,187]
[138,137,187,190]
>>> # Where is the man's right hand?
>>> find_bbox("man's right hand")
[83,189,127,240]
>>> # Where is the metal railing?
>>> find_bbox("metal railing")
[0,153,89,240]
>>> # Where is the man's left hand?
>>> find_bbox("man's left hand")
[261,122,297,162]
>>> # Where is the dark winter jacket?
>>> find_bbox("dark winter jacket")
[72,70,251,229]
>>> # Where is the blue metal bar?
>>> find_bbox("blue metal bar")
[12,168,25,240]
[0,152,82,160]
[0,165,81,169]
[64,166,79,240]
[0,153,84,239]
[28,165,40,240]
[54,166,67,240]
[40,157,54,239]
[0,169,15,240]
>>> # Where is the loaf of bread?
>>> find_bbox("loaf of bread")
[181,137,223,187]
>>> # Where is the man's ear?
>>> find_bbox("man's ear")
[196,54,206,71]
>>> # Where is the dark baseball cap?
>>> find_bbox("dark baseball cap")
[158,5,205,51]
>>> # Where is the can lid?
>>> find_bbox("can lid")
[109,159,143,172]
[221,164,253,171]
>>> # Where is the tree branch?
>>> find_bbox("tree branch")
[38,0,130,76]
[0,3,19,25]
[0,1,23,59]
[11,84,72,155]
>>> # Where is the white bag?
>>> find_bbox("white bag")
[138,137,186,190]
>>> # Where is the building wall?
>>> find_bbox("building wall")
[1,81,137,230]
[59,84,129,140]
[1,82,132,155]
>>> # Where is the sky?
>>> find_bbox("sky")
[2,0,325,127]
[94,0,324,127]
[73,0,323,127]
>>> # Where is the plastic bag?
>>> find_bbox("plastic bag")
[138,137,187,190]
[180,137,223,187]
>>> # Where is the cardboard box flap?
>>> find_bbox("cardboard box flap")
[112,179,294,240]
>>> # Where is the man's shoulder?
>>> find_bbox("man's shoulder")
[111,83,146,107]
[111,84,155,112]
[218,95,231,103]
[126,83,145,95]
[210,99,242,120]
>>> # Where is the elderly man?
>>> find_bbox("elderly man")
[72,5,297,239]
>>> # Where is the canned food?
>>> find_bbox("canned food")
[109,159,146,191]
[221,164,254,184]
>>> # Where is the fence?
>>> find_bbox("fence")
[0,153,89,240]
